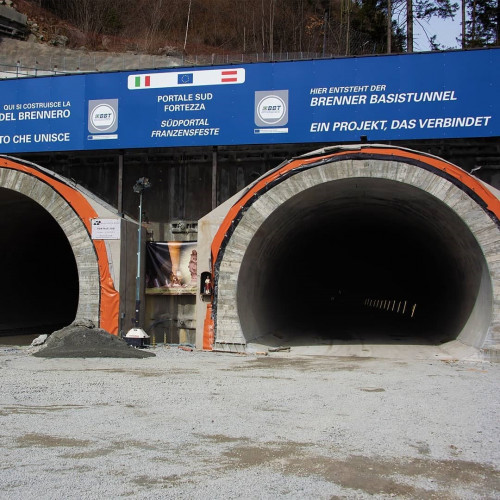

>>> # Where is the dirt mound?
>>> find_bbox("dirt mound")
[33,320,155,358]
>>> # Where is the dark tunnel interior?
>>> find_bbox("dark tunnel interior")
[0,188,79,337]
[237,177,491,346]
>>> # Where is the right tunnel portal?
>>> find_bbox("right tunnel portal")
[211,147,500,353]
[237,177,491,346]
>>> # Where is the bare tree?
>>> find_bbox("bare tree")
[388,0,392,52]
[407,0,414,51]
[184,0,192,50]
[462,0,466,47]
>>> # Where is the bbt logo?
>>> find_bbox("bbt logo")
[255,90,288,127]
[88,99,118,134]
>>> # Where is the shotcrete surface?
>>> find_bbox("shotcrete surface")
[0,344,498,498]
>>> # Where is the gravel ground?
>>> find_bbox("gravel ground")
[0,345,498,499]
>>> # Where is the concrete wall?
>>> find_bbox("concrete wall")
[195,190,244,349]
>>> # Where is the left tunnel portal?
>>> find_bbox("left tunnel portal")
[0,187,79,335]
[0,156,120,337]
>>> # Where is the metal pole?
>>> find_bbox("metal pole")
[212,146,218,210]
[118,153,124,216]
[134,190,143,327]
[125,177,150,343]
[117,154,124,335]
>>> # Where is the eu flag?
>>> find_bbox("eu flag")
[178,73,193,84]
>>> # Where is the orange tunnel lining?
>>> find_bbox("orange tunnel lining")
[0,157,119,334]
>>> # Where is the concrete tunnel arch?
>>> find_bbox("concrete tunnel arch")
[209,145,500,354]
[0,156,119,336]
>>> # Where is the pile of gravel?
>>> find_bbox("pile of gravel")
[33,320,155,358]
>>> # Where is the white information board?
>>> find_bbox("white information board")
[91,218,121,240]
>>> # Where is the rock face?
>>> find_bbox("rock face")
[33,321,155,358]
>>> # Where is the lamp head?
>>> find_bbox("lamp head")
[133,177,152,193]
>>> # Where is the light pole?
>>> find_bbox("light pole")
[133,177,151,327]
[125,177,151,347]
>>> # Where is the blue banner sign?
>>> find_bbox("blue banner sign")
[0,48,498,153]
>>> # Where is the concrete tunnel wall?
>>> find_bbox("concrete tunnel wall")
[201,146,500,356]
[0,156,120,335]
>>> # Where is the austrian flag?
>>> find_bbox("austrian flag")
[221,70,238,83]
[128,68,245,90]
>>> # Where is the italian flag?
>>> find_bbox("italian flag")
[134,75,151,88]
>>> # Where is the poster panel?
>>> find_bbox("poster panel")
[146,241,197,295]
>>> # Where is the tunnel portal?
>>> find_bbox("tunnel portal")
[0,188,79,336]
[211,146,500,354]
[0,156,119,339]
[237,178,489,346]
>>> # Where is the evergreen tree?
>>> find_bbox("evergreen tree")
[351,0,405,53]
[465,0,499,47]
